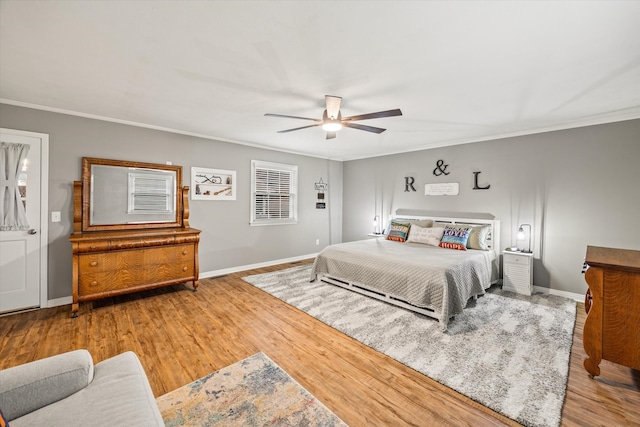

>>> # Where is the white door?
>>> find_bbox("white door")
[0,128,48,314]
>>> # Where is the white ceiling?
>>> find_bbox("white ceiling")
[1,1,639,161]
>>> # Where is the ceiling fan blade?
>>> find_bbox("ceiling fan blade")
[342,109,403,122]
[277,123,322,133]
[325,95,342,120]
[343,122,386,134]
[326,131,337,140]
[265,113,320,122]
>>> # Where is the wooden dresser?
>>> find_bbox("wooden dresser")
[583,246,640,377]
[69,158,200,317]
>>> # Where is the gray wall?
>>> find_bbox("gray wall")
[342,119,640,296]
[0,104,343,300]
[2,102,638,300]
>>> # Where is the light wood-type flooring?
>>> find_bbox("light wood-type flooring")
[1,260,638,426]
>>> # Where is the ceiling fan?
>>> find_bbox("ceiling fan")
[265,95,402,140]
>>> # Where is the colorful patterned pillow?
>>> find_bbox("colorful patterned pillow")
[407,225,445,246]
[387,221,411,242]
[0,408,8,427]
[439,225,472,250]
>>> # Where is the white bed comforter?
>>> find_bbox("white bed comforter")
[311,239,496,328]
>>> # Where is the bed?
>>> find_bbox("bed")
[311,211,501,329]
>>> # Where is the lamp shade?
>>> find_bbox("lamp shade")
[517,224,532,253]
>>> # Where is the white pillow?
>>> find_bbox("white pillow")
[407,225,445,246]
[459,223,491,250]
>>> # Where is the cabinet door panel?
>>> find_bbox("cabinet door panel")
[602,270,640,369]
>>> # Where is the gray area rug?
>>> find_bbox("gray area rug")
[242,265,577,427]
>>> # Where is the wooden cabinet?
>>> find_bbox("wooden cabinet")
[69,158,201,317]
[583,246,640,377]
[70,228,200,315]
[502,251,533,296]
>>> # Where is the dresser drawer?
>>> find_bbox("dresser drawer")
[79,269,144,294]
[79,263,195,296]
[76,241,110,252]
[504,254,531,266]
[78,251,144,274]
[143,262,195,283]
[142,244,195,266]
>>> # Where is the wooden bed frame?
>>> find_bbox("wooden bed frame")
[317,211,501,322]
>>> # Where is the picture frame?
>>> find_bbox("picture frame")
[191,167,236,201]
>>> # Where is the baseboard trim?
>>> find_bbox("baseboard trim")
[47,296,73,308]
[533,285,584,302]
[45,258,582,308]
[199,253,318,279]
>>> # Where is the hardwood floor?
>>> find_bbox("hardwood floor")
[1,260,638,426]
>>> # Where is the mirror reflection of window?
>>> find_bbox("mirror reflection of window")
[127,173,174,214]
[89,164,177,226]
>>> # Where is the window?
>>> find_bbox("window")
[251,160,298,225]
[127,172,174,214]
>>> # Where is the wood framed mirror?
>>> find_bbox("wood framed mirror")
[78,157,184,232]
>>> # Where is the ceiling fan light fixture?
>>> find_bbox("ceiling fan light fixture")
[266,95,401,138]
[322,121,342,132]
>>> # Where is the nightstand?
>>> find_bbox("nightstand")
[502,250,533,295]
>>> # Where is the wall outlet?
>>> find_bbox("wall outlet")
[51,211,61,222]
[315,239,320,245]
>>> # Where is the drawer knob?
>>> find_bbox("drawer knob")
[183,266,188,272]
[90,261,98,267]
[182,250,188,255]
[90,245,97,249]
[90,281,98,286]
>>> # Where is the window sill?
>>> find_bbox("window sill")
[250,220,298,226]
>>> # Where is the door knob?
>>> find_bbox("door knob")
[28,229,38,235]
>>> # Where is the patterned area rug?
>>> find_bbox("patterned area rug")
[242,265,577,427]
[157,352,347,427]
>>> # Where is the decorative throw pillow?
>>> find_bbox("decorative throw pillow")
[0,408,8,427]
[405,218,434,228]
[387,221,411,242]
[462,224,491,250]
[439,224,472,250]
[407,225,445,246]
[384,219,432,235]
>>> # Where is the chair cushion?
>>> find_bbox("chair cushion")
[10,352,163,427]
[0,349,94,421]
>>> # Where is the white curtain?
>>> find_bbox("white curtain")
[0,142,30,231]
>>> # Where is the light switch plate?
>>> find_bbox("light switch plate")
[51,211,61,222]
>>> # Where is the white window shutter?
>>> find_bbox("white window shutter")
[251,161,298,225]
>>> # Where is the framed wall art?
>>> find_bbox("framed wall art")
[191,167,236,201]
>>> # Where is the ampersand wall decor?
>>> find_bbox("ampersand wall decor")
[433,159,450,176]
